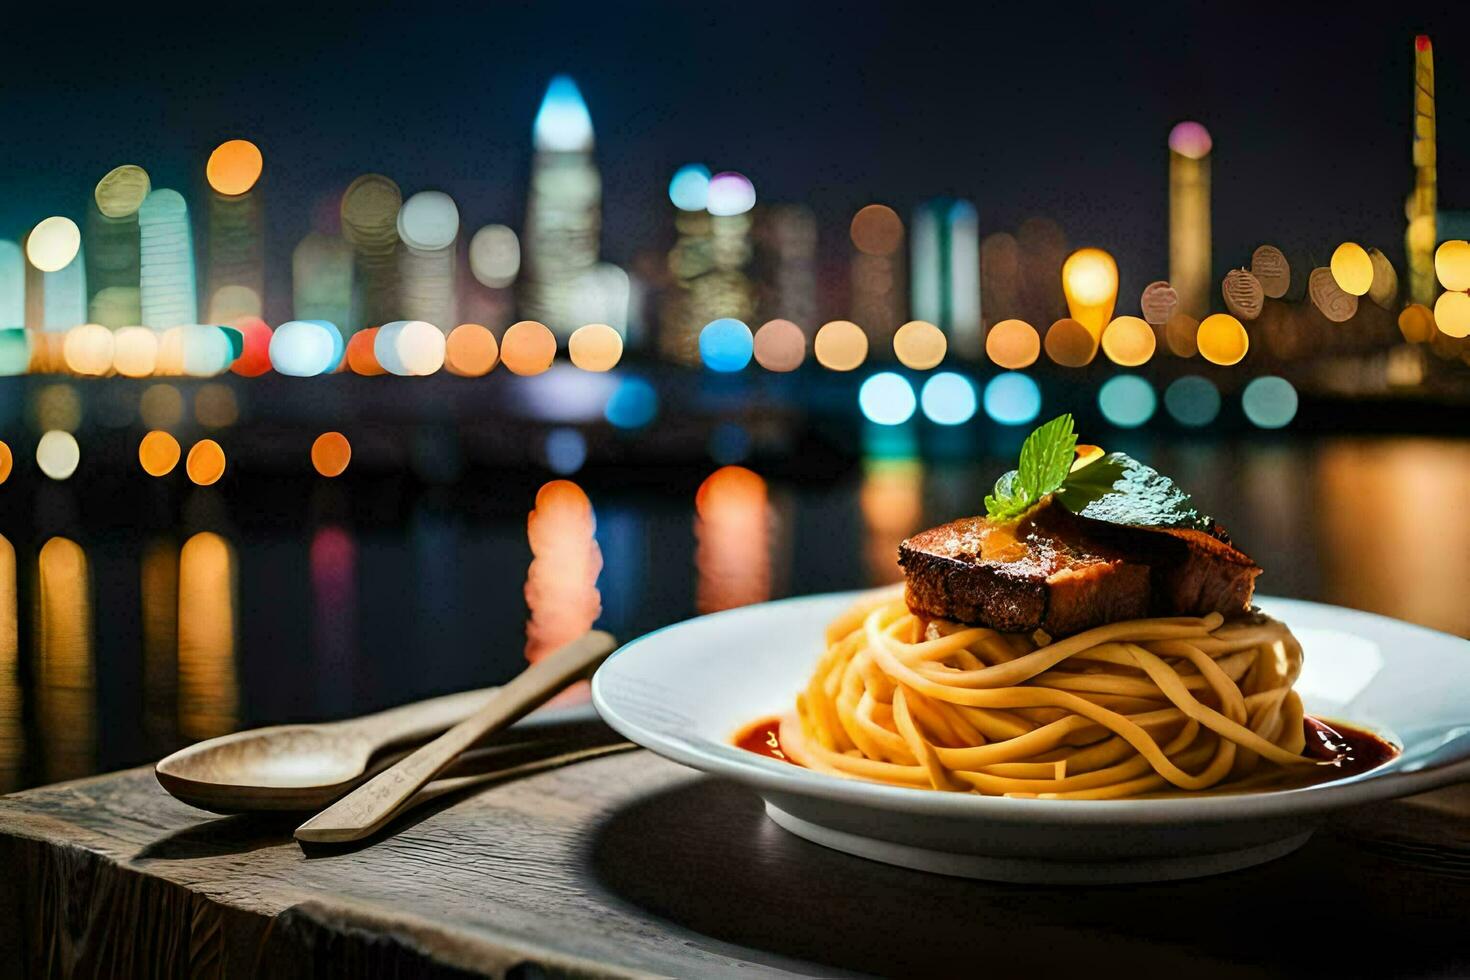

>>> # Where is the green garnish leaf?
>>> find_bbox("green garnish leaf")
[984,414,1078,520]
[1055,451,1213,531]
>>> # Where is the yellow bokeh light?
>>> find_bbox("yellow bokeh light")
[985,318,1040,369]
[138,431,181,477]
[186,439,227,486]
[206,140,264,196]
[814,320,869,371]
[95,164,151,219]
[1044,318,1097,367]
[501,320,557,376]
[1197,313,1249,365]
[1435,240,1470,292]
[892,320,946,370]
[35,384,82,432]
[311,432,352,477]
[26,217,81,272]
[445,323,498,377]
[62,324,115,377]
[753,319,806,372]
[850,205,904,256]
[112,327,159,377]
[0,441,11,484]
[1433,291,1470,338]
[140,384,184,429]
[1397,303,1436,344]
[568,323,624,372]
[1329,242,1373,296]
[1061,248,1118,337]
[36,430,80,481]
[1100,315,1156,367]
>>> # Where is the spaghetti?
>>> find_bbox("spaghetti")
[777,587,1332,800]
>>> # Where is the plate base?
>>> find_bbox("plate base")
[765,803,1314,884]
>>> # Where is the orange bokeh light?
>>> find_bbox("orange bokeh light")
[850,204,904,256]
[695,466,771,615]
[229,316,273,377]
[206,140,264,196]
[501,320,557,375]
[139,431,182,477]
[186,439,227,486]
[1197,313,1249,366]
[525,480,603,664]
[813,320,868,371]
[892,320,946,370]
[0,441,11,485]
[1044,317,1098,367]
[445,323,499,377]
[311,432,352,477]
[568,323,624,372]
[346,328,385,376]
[1100,315,1157,367]
[753,319,806,372]
[985,318,1041,369]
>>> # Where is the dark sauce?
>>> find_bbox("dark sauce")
[732,715,1400,782]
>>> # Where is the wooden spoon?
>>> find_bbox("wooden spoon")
[157,686,505,813]
[296,630,617,843]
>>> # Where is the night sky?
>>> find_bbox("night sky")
[3,1,1468,308]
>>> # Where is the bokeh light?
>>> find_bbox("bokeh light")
[919,372,977,425]
[110,327,157,378]
[229,316,273,377]
[206,140,263,196]
[982,372,1042,425]
[138,431,181,477]
[850,205,904,256]
[1241,376,1299,429]
[62,324,115,376]
[468,225,519,288]
[752,319,805,372]
[0,442,11,484]
[194,384,239,427]
[668,164,711,212]
[311,432,352,477]
[95,164,151,218]
[1164,312,1200,358]
[375,320,446,376]
[501,320,557,376]
[985,318,1040,369]
[814,320,869,371]
[1397,303,1436,343]
[706,172,756,216]
[1061,248,1118,336]
[270,320,342,376]
[1163,376,1221,427]
[1139,281,1179,325]
[140,384,184,428]
[1168,121,1213,159]
[1098,375,1157,428]
[858,372,917,426]
[1197,313,1249,365]
[35,384,82,431]
[568,323,624,371]
[397,190,459,251]
[1100,315,1156,367]
[1433,291,1470,338]
[1434,240,1470,291]
[445,323,499,376]
[36,431,80,480]
[346,328,385,375]
[533,75,594,152]
[544,428,587,474]
[1329,242,1374,296]
[26,217,81,272]
[699,317,754,372]
[186,439,226,486]
[605,377,658,429]
[892,320,946,369]
[1044,317,1098,367]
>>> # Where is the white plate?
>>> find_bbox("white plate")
[592,592,1470,884]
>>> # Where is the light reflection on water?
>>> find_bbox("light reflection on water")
[0,435,1464,793]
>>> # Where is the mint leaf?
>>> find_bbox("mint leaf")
[1055,451,1213,531]
[984,414,1078,520]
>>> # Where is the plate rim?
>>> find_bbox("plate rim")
[592,590,1470,825]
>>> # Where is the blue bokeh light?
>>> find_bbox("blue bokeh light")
[1242,376,1298,429]
[544,427,587,474]
[982,372,1042,425]
[668,164,712,212]
[858,372,917,426]
[1163,375,1220,427]
[269,319,342,377]
[1098,375,1157,428]
[698,318,753,372]
[604,377,659,429]
[919,372,977,425]
[532,75,594,152]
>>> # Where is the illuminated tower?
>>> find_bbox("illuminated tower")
[205,140,266,323]
[910,199,980,357]
[87,164,149,327]
[849,204,907,356]
[1407,34,1437,305]
[522,75,602,338]
[1168,121,1212,319]
[658,166,758,365]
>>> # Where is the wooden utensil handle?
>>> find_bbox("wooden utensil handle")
[295,631,617,844]
[339,686,502,749]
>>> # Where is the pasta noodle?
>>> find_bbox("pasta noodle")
[778,587,1329,799]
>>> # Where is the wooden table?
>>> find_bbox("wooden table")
[2,750,1468,978]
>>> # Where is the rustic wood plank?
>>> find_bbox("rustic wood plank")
[2,752,1469,978]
